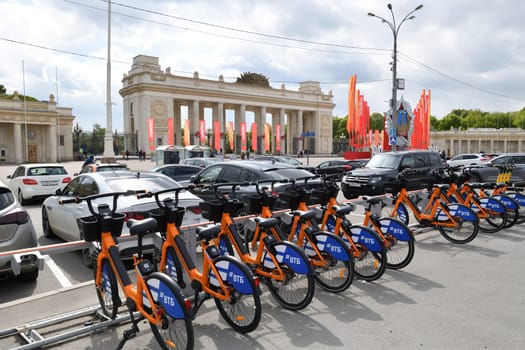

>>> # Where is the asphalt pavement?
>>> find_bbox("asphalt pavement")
[1,156,525,349]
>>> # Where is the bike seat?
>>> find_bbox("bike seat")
[196,224,221,241]
[467,182,485,189]
[433,184,450,191]
[254,217,278,228]
[332,204,353,216]
[295,209,318,221]
[362,196,383,206]
[127,218,158,237]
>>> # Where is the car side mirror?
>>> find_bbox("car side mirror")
[55,188,63,196]
[190,175,197,183]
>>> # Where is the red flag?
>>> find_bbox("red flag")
[214,120,221,151]
[251,123,258,152]
[347,75,357,146]
[148,118,155,151]
[167,118,174,145]
[264,123,271,152]
[240,122,247,151]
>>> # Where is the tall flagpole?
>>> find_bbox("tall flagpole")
[102,0,114,160]
[56,66,61,162]
[23,60,28,163]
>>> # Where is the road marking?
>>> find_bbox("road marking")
[44,255,73,288]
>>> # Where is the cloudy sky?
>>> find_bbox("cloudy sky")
[1,0,524,132]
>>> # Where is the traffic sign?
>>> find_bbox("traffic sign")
[389,135,396,145]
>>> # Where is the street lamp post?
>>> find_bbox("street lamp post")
[73,123,82,160]
[368,3,423,151]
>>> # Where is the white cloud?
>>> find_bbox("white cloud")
[0,0,523,133]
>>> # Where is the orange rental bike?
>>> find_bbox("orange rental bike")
[61,191,194,350]
[203,182,315,311]
[381,169,479,244]
[139,186,262,334]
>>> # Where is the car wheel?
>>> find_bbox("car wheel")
[42,207,56,238]
[17,266,39,281]
[342,188,358,200]
[18,190,27,205]
[82,248,95,269]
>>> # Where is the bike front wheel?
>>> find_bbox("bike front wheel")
[352,243,387,281]
[94,257,120,319]
[267,267,315,311]
[211,257,262,333]
[313,252,354,293]
[146,273,194,350]
[438,208,479,244]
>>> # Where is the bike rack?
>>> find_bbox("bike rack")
[0,304,139,350]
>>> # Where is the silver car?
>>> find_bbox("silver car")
[42,171,206,267]
[0,179,39,280]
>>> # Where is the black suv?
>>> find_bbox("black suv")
[341,150,444,199]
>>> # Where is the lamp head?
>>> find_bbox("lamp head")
[368,12,375,17]
[415,4,423,10]
[387,3,392,10]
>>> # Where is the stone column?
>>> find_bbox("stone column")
[188,100,199,145]
[14,123,22,164]
[258,106,266,154]
[235,104,246,152]
[297,110,304,153]
[49,124,57,162]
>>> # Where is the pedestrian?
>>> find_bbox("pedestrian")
[246,150,250,159]
[125,149,129,160]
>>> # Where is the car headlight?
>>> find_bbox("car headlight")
[369,176,383,183]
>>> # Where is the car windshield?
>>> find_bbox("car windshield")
[366,154,401,169]
[281,157,302,165]
[0,188,14,210]
[266,168,314,179]
[28,166,67,176]
[106,175,181,192]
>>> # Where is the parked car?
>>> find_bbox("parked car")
[0,179,40,281]
[77,162,129,175]
[151,164,202,185]
[465,153,525,183]
[7,163,71,204]
[251,155,302,166]
[314,159,368,175]
[42,171,206,267]
[341,150,444,199]
[446,153,490,168]
[188,160,325,216]
[181,157,223,168]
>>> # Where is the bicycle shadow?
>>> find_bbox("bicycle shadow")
[191,295,344,349]
[413,230,505,258]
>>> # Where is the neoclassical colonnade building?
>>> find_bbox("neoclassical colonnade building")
[119,55,335,155]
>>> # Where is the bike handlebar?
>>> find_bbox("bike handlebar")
[59,189,146,216]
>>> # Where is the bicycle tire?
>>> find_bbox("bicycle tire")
[94,258,120,319]
[382,202,410,225]
[475,197,507,233]
[151,318,194,350]
[340,226,387,281]
[211,257,262,333]
[376,217,415,270]
[267,267,315,311]
[491,194,519,228]
[437,205,479,244]
[506,192,525,224]
[313,254,354,293]
[146,273,194,350]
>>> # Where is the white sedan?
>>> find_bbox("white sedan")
[42,171,206,267]
[7,163,71,204]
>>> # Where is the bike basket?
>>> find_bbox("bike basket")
[279,192,301,211]
[311,189,330,206]
[80,212,126,242]
[199,200,224,222]
[149,207,185,231]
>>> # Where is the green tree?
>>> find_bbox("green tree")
[370,112,384,131]
[0,84,6,94]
